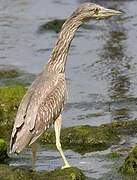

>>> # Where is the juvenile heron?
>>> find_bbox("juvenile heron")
[10,3,121,169]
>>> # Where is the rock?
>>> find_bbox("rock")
[102,120,137,135]
[38,19,66,33]
[0,85,26,139]
[0,65,35,86]
[0,139,9,163]
[0,69,19,79]
[37,19,93,34]
[120,146,137,175]
[40,120,137,154]
[0,165,85,180]
[40,125,120,154]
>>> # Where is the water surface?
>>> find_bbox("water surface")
[0,0,137,179]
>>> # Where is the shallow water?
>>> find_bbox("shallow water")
[0,0,137,179]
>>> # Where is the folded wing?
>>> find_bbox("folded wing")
[10,70,65,153]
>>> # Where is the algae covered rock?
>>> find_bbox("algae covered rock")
[0,65,35,86]
[38,19,66,33]
[0,139,9,163]
[0,69,19,79]
[40,120,137,154]
[120,146,137,175]
[0,85,26,138]
[0,165,85,180]
[40,125,120,154]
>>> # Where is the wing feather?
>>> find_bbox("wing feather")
[10,71,66,153]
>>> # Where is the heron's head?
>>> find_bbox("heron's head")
[72,3,122,21]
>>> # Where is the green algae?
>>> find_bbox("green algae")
[38,19,92,34]
[107,151,121,159]
[0,85,26,139]
[0,69,19,79]
[38,19,66,33]
[0,165,85,180]
[40,125,120,154]
[102,120,137,135]
[40,120,137,154]
[120,146,137,175]
[0,139,9,163]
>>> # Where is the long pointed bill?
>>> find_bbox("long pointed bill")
[94,7,122,19]
[98,7,122,18]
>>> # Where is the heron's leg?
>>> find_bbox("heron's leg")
[54,115,71,169]
[31,142,37,171]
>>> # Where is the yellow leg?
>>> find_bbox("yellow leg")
[54,115,71,169]
[31,142,37,171]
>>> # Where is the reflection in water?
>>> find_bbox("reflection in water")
[100,14,132,120]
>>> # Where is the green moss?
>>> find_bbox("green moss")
[0,69,19,78]
[0,85,26,139]
[120,146,137,175]
[0,165,85,180]
[0,139,9,163]
[101,120,137,136]
[40,125,120,154]
[107,152,121,159]
[38,19,66,33]
[40,120,137,154]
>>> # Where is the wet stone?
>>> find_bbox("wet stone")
[37,19,91,34]
[0,69,19,79]
[40,120,137,154]
[0,65,35,86]
[40,125,120,154]
[38,19,66,33]
[0,165,86,180]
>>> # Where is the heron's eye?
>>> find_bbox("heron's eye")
[94,8,100,15]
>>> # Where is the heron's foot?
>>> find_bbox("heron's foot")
[61,163,71,169]
[31,168,36,172]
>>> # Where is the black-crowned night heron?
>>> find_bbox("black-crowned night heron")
[10,3,122,169]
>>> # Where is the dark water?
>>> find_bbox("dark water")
[1,0,137,179]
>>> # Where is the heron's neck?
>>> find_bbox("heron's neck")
[47,17,82,73]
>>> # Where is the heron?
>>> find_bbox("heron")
[10,3,122,169]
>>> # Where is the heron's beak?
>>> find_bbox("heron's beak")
[94,7,122,19]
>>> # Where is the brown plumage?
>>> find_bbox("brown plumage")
[10,3,121,168]
[10,68,65,153]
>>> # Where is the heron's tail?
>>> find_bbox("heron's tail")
[10,125,33,154]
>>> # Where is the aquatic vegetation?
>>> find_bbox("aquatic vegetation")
[0,85,26,139]
[38,19,66,33]
[120,146,137,175]
[0,165,85,180]
[0,66,35,86]
[40,120,137,154]
[38,19,93,34]
[0,139,9,163]
[107,151,121,159]
[0,69,19,79]
[40,125,120,154]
